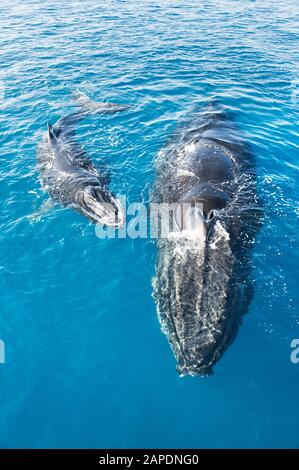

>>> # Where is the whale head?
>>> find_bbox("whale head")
[78,186,124,228]
[153,220,237,378]
[153,177,251,377]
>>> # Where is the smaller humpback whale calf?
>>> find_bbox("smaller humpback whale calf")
[37,91,128,227]
[152,102,262,376]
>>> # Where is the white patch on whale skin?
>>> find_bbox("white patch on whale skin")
[157,149,165,158]
[176,168,196,178]
[176,142,198,166]
[210,221,230,250]
[166,227,206,263]
[182,142,197,154]
[168,228,205,242]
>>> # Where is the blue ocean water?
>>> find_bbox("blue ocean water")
[0,0,299,449]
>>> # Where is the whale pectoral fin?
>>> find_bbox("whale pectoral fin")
[232,280,254,317]
[47,123,59,141]
[96,159,112,186]
[26,198,56,223]
[100,171,111,187]
[73,90,130,114]
[73,90,93,108]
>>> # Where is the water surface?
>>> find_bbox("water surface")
[0,0,298,448]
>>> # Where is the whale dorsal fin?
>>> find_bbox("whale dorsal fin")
[47,123,58,141]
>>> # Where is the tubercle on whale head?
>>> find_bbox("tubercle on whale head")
[77,186,124,228]
[174,337,219,377]
[160,318,225,380]
[172,335,219,378]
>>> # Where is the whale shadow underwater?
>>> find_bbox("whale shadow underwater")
[152,102,262,376]
[37,91,129,227]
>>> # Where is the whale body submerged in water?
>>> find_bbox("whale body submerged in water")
[152,103,262,376]
[37,91,128,227]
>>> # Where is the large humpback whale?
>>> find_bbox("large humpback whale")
[152,103,261,376]
[37,91,128,227]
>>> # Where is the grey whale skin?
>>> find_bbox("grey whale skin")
[152,103,261,376]
[37,92,128,227]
